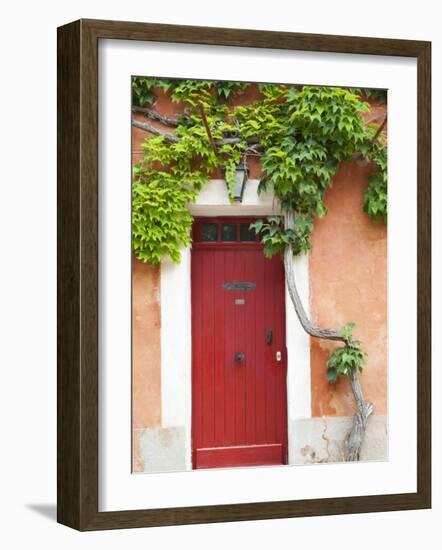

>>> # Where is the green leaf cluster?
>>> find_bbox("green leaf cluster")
[132,77,172,106]
[326,323,367,383]
[364,142,387,223]
[132,77,248,107]
[132,83,247,264]
[235,85,386,251]
[250,215,313,258]
[132,80,387,266]
[348,87,387,103]
[132,176,195,266]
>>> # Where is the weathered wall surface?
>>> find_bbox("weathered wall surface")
[132,259,161,472]
[292,415,387,464]
[309,160,387,418]
[132,85,388,470]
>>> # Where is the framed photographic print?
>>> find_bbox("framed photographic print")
[57,19,431,530]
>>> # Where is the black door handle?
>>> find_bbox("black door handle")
[266,329,273,345]
[235,352,245,363]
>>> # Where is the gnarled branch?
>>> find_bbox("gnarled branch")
[132,119,264,155]
[132,106,385,155]
[132,119,180,142]
[283,211,374,461]
[283,211,345,342]
[132,107,383,160]
[284,246,346,342]
[132,106,179,127]
[346,370,374,461]
[369,114,388,146]
[198,105,216,150]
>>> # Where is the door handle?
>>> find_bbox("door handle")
[235,352,245,363]
[266,329,273,346]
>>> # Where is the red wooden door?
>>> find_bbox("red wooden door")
[191,218,288,469]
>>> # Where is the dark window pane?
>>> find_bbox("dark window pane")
[240,223,256,241]
[221,223,237,241]
[201,223,218,242]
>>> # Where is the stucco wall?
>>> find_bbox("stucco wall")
[132,259,161,471]
[309,161,387,418]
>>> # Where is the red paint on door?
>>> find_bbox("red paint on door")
[191,218,288,469]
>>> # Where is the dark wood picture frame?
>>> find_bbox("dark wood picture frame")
[57,18,431,531]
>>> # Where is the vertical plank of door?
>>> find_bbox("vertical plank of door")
[223,250,236,446]
[273,256,279,442]
[264,255,276,443]
[244,250,257,445]
[191,251,203,454]
[254,249,266,444]
[234,250,246,444]
[213,251,225,445]
[201,251,215,447]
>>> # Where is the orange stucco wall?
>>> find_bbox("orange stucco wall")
[132,97,164,452]
[132,89,184,165]
[132,258,161,429]
[309,159,387,417]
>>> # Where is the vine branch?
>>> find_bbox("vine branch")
[132,109,385,159]
[199,105,217,150]
[132,106,179,127]
[132,118,263,154]
[369,114,388,146]
[283,210,374,461]
[283,212,346,342]
[132,119,181,142]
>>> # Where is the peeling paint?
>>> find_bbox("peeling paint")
[132,259,162,430]
[292,416,388,465]
[136,426,187,473]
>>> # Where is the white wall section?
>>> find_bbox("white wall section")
[189,179,280,216]
[160,249,192,428]
[286,254,311,463]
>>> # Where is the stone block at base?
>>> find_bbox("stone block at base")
[290,415,388,465]
[134,426,187,473]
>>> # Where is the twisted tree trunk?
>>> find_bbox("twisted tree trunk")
[283,212,373,461]
[346,370,374,461]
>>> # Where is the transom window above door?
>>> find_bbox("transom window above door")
[193,218,260,244]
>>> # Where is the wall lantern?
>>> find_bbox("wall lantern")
[224,159,249,202]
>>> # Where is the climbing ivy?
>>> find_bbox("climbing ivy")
[132,78,387,265]
[132,166,196,265]
[132,77,248,107]
[363,141,387,223]
[250,215,313,258]
[326,323,366,383]
[348,87,387,103]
